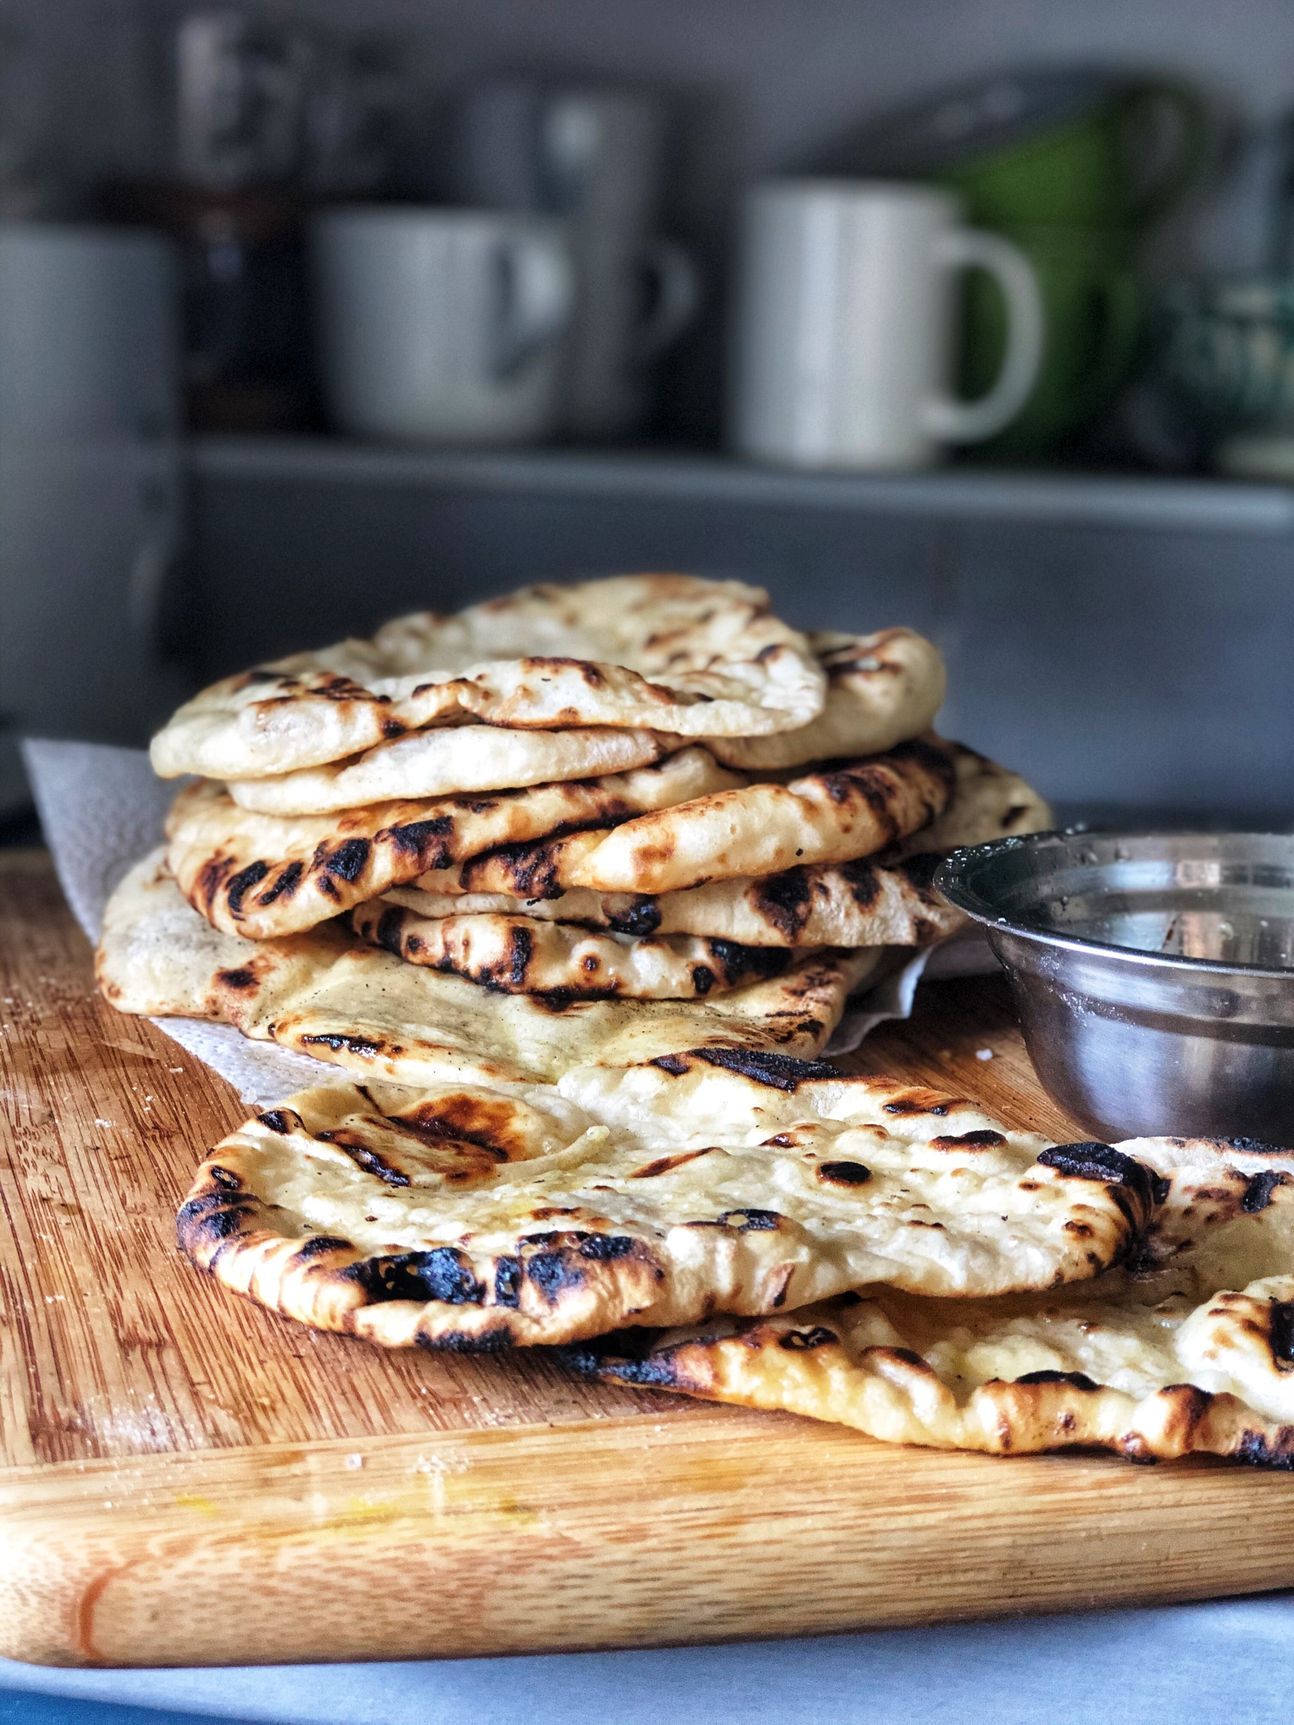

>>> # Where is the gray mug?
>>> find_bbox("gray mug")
[446,80,699,439]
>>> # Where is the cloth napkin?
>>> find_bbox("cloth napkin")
[22,737,993,1108]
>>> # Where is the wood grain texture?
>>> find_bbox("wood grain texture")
[2,849,1292,1667]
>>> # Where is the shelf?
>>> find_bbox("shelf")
[189,436,1294,536]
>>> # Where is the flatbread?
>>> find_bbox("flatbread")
[176,1059,1159,1349]
[573,1136,1294,1466]
[380,860,960,956]
[225,725,680,816]
[708,629,946,772]
[402,738,955,902]
[150,576,826,781]
[97,852,878,1089]
[392,749,1050,947]
[350,901,794,999]
[166,748,745,939]
[912,744,1051,855]
[556,737,956,894]
[167,737,959,940]
[225,628,945,815]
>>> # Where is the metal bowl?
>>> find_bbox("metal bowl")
[935,831,1294,1145]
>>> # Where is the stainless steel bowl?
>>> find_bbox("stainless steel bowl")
[936,831,1294,1145]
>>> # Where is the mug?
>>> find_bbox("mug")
[941,79,1209,232]
[731,181,1043,471]
[565,232,699,439]
[445,80,699,439]
[0,222,180,437]
[0,223,187,793]
[1156,278,1294,476]
[446,80,670,232]
[961,225,1143,454]
[846,70,1209,232]
[312,208,575,445]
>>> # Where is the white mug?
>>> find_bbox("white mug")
[312,208,575,444]
[731,181,1043,470]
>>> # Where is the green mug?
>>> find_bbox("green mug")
[942,79,1208,231]
[960,226,1143,453]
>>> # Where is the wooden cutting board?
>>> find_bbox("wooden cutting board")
[2,848,1293,1669]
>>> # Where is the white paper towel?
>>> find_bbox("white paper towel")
[24,738,330,1106]
[22,737,996,1107]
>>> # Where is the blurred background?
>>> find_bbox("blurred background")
[3,0,1293,830]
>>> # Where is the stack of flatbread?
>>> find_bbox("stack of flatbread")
[92,575,1294,1469]
[97,574,1049,1090]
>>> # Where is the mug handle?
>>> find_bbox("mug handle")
[628,240,701,363]
[492,233,575,380]
[1118,83,1210,227]
[926,228,1044,445]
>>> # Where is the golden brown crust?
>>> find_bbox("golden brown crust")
[572,1141,1294,1466]
[166,749,743,939]
[97,854,877,1088]
[150,576,827,780]
[383,853,962,950]
[569,1294,1294,1468]
[176,1064,1162,1349]
[349,901,793,999]
[394,747,1049,947]
[559,737,958,894]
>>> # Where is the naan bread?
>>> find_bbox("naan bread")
[167,737,959,939]
[150,576,826,780]
[166,748,744,939]
[97,853,877,1088]
[350,901,794,999]
[381,860,960,956]
[708,629,946,772]
[574,1136,1294,1467]
[225,725,679,816]
[228,628,946,814]
[401,738,954,902]
[176,1060,1159,1349]
[913,744,1051,855]
[392,749,1050,947]
[557,737,955,895]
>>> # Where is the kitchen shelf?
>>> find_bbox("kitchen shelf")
[189,436,1294,536]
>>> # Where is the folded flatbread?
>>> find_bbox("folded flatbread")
[167,747,743,940]
[573,1136,1294,1467]
[547,737,956,894]
[224,628,945,815]
[98,852,878,1088]
[176,1058,1159,1348]
[350,901,794,999]
[225,724,679,815]
[167,737,964,939]
[150,575,826,780]
[708,628,945,772]
[393,749,1049,946]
